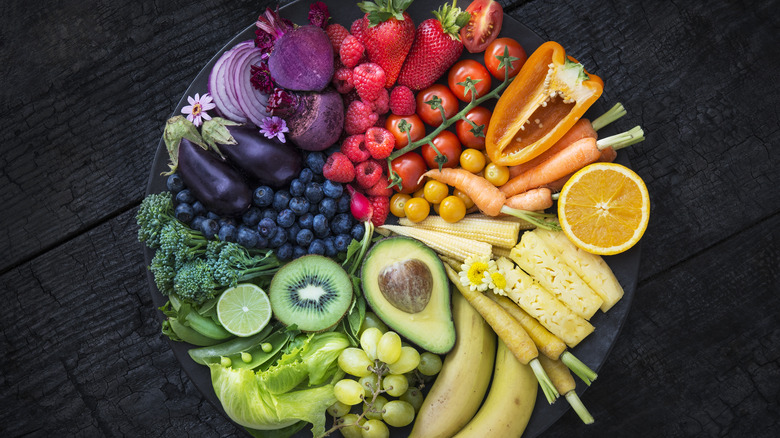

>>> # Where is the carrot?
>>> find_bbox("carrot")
[500,126,644,197]
[538,355,595,424]
[445,264,559,403]
[504,187,553,211]
[540,147,618,193]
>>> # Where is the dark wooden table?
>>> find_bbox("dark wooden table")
[2,0,778,436]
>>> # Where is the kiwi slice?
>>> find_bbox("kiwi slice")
[268,255,353,332]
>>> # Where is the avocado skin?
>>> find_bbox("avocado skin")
[360,237,456,354]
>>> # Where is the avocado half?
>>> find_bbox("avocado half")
[360,236,455,354]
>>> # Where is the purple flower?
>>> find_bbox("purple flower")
[266,87,299,118]
[181,93,216,127]
[259,116,289,143]
[308,2,330,29]
[250,63,274,94]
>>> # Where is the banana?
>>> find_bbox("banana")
[453,339,538,438]
[408,290,497,438]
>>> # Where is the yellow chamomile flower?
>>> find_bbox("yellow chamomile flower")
[459,255,496,292]
[484,266,509,296]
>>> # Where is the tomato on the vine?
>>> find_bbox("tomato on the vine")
[485,37,527,80]
[421,130,462,169]
[448,60,492,102]
[459,0,504,53]
[386,114,425,149]
[455,106,492,150]
[416,84,459,127]
[391,151,428,194]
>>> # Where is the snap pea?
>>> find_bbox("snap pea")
[166,318,223,346]
[184,311,234,340]
[188,324,275,365]
[230,331,291,370]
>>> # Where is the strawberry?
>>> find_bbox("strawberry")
[397,2,471,91]
[357,0,416,88]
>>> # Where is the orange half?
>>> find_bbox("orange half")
[558,163,650,255]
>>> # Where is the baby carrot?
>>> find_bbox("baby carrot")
[538,355,595,424]
[504,187,553,211]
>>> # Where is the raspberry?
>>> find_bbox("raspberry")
[364,127,395,159]
[355,160,383,189]
[332,67,354,94]
[340,35,365,69]
[390,85,416,116]
[353,63,387,102]
[342,89,361,109]
[369,196,390,227]
[363,87,390,115]
[340,134,371,163]
[351,18,366,44]
[374,114,387,128]
[325,23,350,53]
[322,152,356,183]
[365,175,393,197]
[344,101,379,136]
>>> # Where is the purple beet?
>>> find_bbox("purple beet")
[267,25,334,92]
[286,88,344,151]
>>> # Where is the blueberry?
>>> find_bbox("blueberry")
[304,182,324,204]
[305,152,326,174]
[206,211,220,221]
[337,193,351,213]
[261,209,278,223]
[289,179,305,197]
[256,235,269,249]
[174,203,194,223]
[351,223,366,241]
[277,209,296,228]
[218,223,237,242]
[166,173,185,193]
[308,201,321,215]
[289,197,310,216]
[313,214,330,238]
[308,239,326,255]
[323,237,337,257]
[218,216,236,227]
[286,223,301,242]
[257,217,278,238]
[276,242,294,261]
[318,198,338,219]
[298,213,314,230]
[253,186,274,207]
[293,245,307,260]
[322,180,344,199]
[191,216,205,232]
[201,218,219,238]
[334,234,352,252]
[241,207,262,227]
[175,189,195,205]
[273,190,292,211]
[237,226,259,248]
[330,213,352,235]
[296,228,314,247]
[299,168,314,184]
[268,229,288,248]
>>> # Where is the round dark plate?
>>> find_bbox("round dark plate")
[143,1,640,436]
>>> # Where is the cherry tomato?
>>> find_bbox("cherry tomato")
[403,198,430,223]
[455,106,492,150]
[448,59,492,102]
[453,188,475,209]
[484,162,510,186]
[484,37,527,80]
[391,151,428,194]
[459,0,504,53]
[386,114,425,149]
[423,180,449,204]
[460,148,487,173]
[390,193,411,217]
[439,196,467,223]
[413,187,426,198]
[421,130,462,169]
[416,84,459,127]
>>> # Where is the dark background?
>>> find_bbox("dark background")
[1,0,778,437]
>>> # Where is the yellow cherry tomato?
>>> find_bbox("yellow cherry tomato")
[453,188,475,209]
[423,180,449,204]
[390,193,411,218]
[484,163,510,186]
[432,202,441,215]
[439,196,467,223]
[403,198,431,223]
[460,148,487,173]
[413,187,426,198]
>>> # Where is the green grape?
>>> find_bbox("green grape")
[417,352,443,376]
[399,387,424,412]
[359,312,389,335]
[386,346,421,374]
[339,347,374,377]
[363,395,388,421]
[382,400,416,428]
[334,379,365,406]
[340,413,365,438]
[360,327,383,361]
[377,331,402,364]
[382,374,409,398]
[327,401,351,418]
[361,419,389,438]
[359,374,379,398]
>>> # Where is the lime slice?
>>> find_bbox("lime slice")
[217,283,273,337]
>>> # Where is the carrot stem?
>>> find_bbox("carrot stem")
[590,102,626,132]
[529,358,560,404]
[565,391,595,424]
[500,206,562,231]
[596,125,644,151]
[560,350,598,385]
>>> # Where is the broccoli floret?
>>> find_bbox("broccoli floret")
[173,258,221,305]
[137,192,175,248]
[212,242,280,288]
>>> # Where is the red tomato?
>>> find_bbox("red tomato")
[455,106,492,150]
[459,0,504,53]
[421,130,462,169]
[484,37,527,80]
[386,114,426,149]
[447,59,492,102]
[416,84,459,127]
[391,151,428,194]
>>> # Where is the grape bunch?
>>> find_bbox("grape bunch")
[327,314,443,437]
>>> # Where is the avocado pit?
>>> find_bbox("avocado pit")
[377,258,433,313]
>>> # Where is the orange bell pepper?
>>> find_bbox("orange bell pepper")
[486,41,603,166]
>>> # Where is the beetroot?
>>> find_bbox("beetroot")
[286,88,344,151]
[267,26,334,92]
